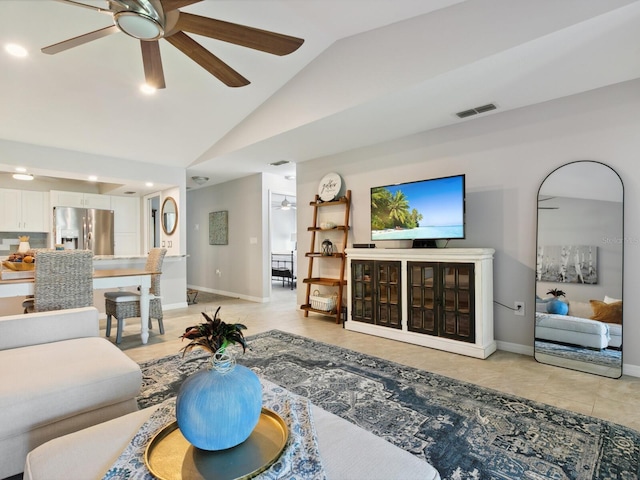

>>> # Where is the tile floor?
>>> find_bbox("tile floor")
[110,287,640,433]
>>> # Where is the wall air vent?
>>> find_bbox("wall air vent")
[475,103,497,113]
[456,109,477,118]
[456,103,498,118]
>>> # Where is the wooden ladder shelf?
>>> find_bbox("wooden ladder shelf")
[300,190,351,323]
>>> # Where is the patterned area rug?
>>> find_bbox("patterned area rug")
[535,339,622,367]
[138,330,640,480]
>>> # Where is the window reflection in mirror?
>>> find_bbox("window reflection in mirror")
[535,161,623,378]
[161,197,178,236]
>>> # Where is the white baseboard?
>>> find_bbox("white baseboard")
[187,285,269,304]
[496,341,534,357]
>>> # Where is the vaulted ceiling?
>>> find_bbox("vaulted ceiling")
[1,0,639,191]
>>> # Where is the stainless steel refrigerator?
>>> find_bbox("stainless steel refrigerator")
[53,206,114,255]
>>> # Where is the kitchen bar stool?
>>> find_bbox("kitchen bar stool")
[104,248,166,344]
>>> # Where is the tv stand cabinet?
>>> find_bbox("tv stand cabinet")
[345,248,495,359]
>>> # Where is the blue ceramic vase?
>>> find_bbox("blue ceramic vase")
[547,298,569,315]
[176,354,262,451]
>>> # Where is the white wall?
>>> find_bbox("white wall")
[296,79,640,373]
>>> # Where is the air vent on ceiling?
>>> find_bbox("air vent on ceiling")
[124,191,136,195]
[456,103,497,119]
[270,160,291,166]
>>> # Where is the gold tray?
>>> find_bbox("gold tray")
[144,408,288,480]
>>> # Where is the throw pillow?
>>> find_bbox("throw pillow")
[590,300,623,324]
[568,301,593,319]
[604,295,621,304]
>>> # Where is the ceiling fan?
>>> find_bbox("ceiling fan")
[278,196,296,210]
[42,0,305,89]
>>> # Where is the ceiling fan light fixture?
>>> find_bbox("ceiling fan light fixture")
[114,12,164,40]
[140,83,157,94]
[192,176,209,186]
[281,197,291,210]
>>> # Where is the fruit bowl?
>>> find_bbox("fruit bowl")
[2,261,35,271]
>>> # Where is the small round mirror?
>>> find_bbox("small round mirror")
[161,197,178,236]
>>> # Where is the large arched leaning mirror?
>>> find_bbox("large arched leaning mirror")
[535,161,623,378]
[161,197,178,236]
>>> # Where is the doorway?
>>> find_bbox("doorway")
[144,193,161,252]
[270,192,297,296]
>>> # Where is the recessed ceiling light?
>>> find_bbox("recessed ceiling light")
[140,84,156,95]
[145,182,154,187]
[5,43,28,58]
[88,175,98,181]
[14,167,27,173]
[13,173,34,181]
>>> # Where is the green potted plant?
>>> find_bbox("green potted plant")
[179,307,248,363]
[546,288,568,315]
[176,307,262,451]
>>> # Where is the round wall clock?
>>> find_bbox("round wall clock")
[318,172,342,201]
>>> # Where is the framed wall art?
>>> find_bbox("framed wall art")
[537,244,598,284]
[209,211,228,245]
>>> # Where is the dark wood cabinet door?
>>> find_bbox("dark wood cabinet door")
[375,261,401,329]
[407,262,438,335]
[407,261,475,342]
[439,263,475,343]
[351,260,374,324]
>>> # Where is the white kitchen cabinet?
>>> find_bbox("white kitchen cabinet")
[0,189,48,232]
[50,190,112,209]
[111,196,140,255]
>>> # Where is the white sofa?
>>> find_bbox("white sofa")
[0,307,142,479]
[535,312,610,349]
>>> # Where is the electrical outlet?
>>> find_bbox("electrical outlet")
[514,301,525,316]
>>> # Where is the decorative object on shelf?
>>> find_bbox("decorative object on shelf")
[209,210,229,245]
[320,221,336,230]
[17,236,30,253]
[175,307,262,451]
[318,172,342,202]
[310,290,337,312]
[546,288,569,315]
[321,239,334,256]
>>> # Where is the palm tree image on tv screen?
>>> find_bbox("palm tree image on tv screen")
[371,175,465,241]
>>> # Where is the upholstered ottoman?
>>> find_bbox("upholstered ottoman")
[0,307,142,479]
[535,312,610,349]
[24,404,441,480]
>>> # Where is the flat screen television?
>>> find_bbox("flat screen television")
[371,174,465,244]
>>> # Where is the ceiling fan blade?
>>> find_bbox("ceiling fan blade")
[140,40,166,88]
[41,25,120,54]
[164,31,249,87]
[161,0,202,11]
[175,12,304,56]
[56,0,113,14]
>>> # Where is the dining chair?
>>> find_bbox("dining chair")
[104,248,167,344]
[22,250,94,313]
